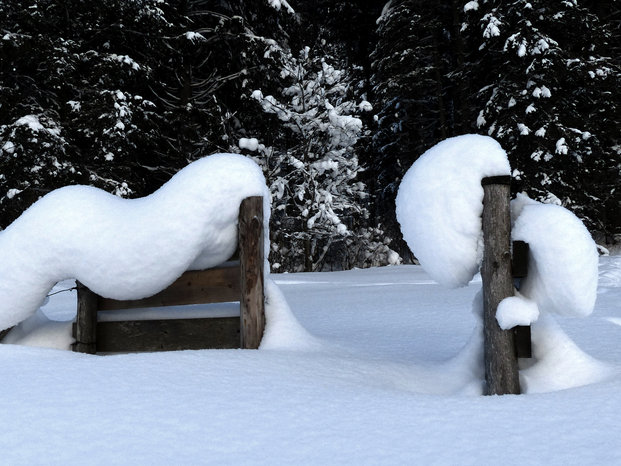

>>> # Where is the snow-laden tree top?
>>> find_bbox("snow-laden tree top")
[0,153,270,331]
[396,134,511,288]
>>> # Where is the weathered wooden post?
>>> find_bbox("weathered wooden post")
[74,281,98,354]
[238,196,265,349]
[481,176,520,395]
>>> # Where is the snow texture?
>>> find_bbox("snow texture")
[267,0,294,14]
[238,137,260,151]
[511,193,598,317]
[0,153,270,331]
[496,292,539,329]
[395,134,511,288]
[1,257,621,464]
[464,1,479,12]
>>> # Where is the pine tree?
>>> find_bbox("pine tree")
[0,0,169,225]
[246,47,394,271]
[371,0,464,260]
[463,0,620,240]
[0,0,293,227]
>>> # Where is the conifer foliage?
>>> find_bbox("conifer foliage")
[0,0,618,270]
[463,0,620,240]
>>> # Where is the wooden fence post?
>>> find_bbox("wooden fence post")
[239,196,265,349]
[481,176,520,395]
[74,281,98,354]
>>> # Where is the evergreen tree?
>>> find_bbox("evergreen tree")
[463,0,620,240]
[0,0,292,227]
[0,0,169,225]
[246,47,395,271]
[371,0,468,260]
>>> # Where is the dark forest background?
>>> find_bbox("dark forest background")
[1,0,619,271]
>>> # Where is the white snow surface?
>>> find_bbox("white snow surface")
[0,153,270,331]
[1,257,621,464]
[511,194,598,317]
[395,134,511,288]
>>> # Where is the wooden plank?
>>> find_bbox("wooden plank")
[512,240,530,279]
[73,281,98,354]
[481,177,521,395]
[95,317,240,353]
[512,240,532,358]
[514,326,532,358]
[0,326,14,342]
[98,262,241,311]
[239,196,265,349]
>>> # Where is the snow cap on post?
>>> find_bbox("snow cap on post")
[511,194,598,317]
[395,134,511,288]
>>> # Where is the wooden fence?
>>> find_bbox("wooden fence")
[72,196,265,354]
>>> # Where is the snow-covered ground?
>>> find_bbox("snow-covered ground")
[2,256,621,465]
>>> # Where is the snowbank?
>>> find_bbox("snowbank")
[0,153,270,331]
[395,134,510,287]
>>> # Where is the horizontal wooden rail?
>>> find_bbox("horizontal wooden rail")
[98,262,240,311]
[73,317,240,353]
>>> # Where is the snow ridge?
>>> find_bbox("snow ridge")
[0,153,270,331]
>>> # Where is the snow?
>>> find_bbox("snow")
[1,257,621,464]
[395,134,510,288]
[185,31,206,42]
[266,0,294,14]
[0,153,270,331]
[6,188,22,199]
[107,54,140,71]
[14,114,61,137]
[482,14,501,38]
[532,85,552,98]
[464,1,479,12]
[358,100,373,112]
[0,137,619,463]
[239,137,260,151]
[518,122,531,135]
[496,292,539,329]
[511,194,598,318]
[555,137,568,154]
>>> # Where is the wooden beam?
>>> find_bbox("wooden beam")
[512,240,532,359]
[73,281,98,354]
[481,176,521,395]
[98,262,241,311]
[239,196,265,349]
[0,326,14,342]
[95,317,240,353]
[512,240,529,279]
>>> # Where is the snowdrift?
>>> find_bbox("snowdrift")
[0,153,270,331]
[395,134,511,288]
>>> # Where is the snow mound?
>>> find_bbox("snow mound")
[395,134,511,288]
[0,153,270,331]
[496,292,539,330]
[260,279,325,352]
[512,195,598,317]
[520,313,612,393]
